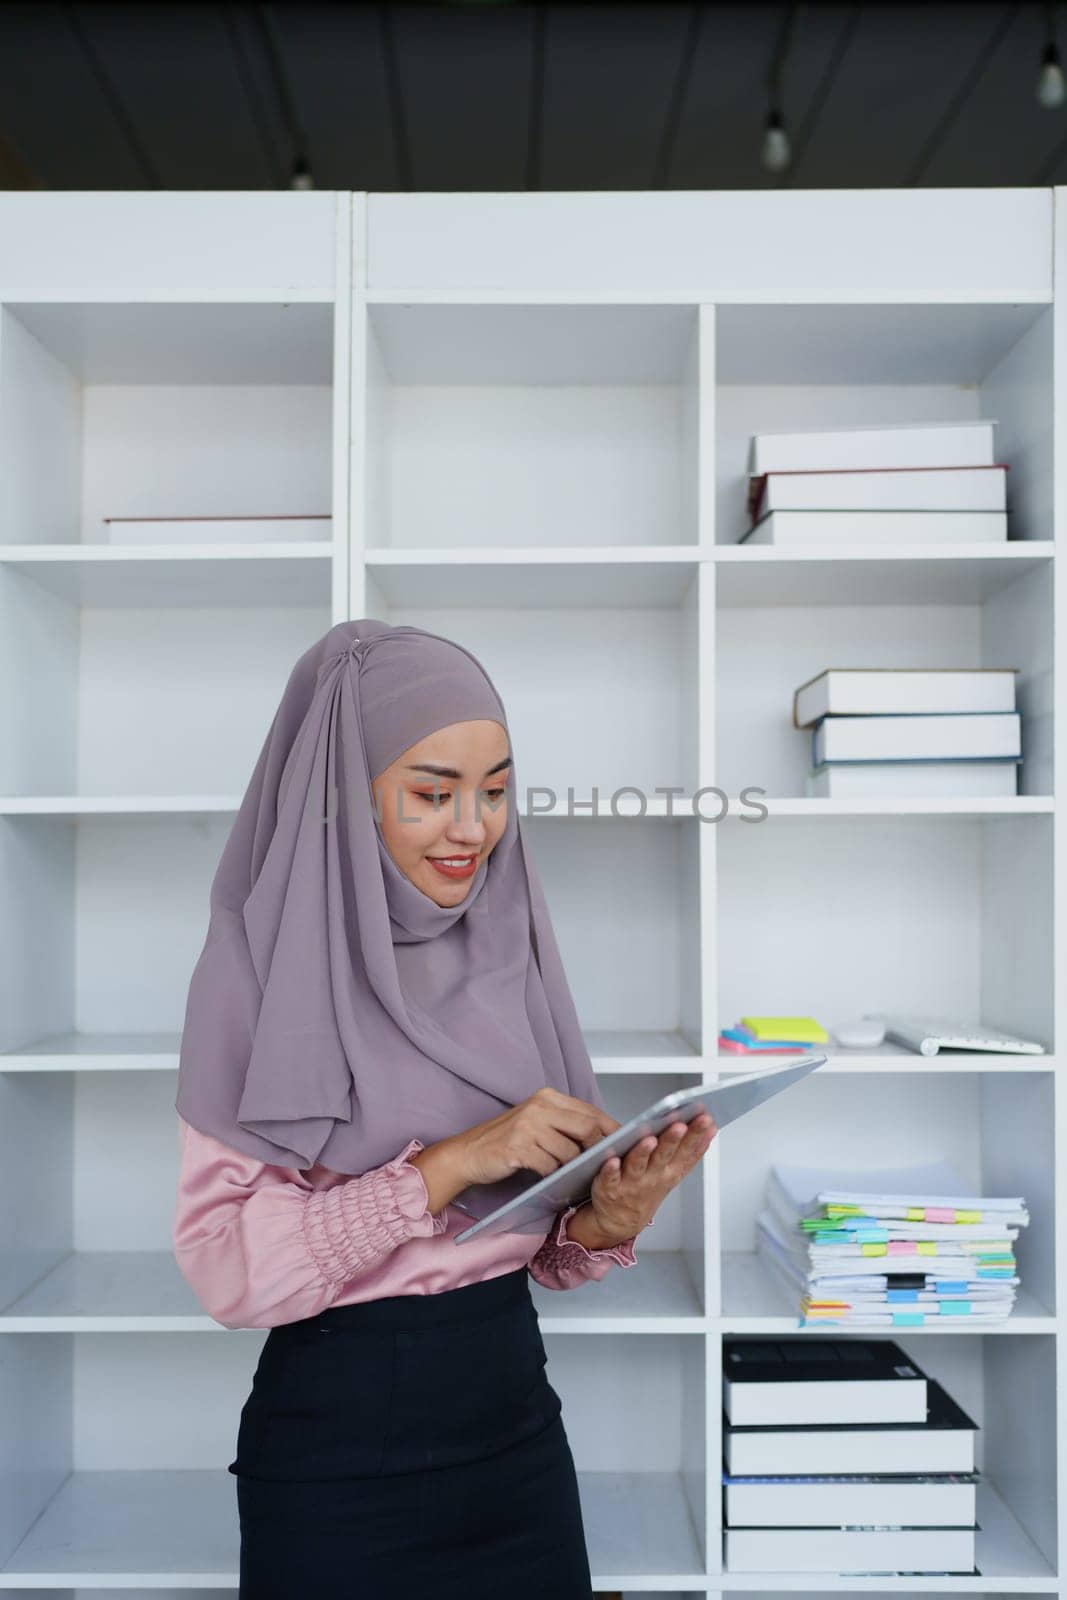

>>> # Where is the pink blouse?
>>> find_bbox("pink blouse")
[172,1115,644,1330]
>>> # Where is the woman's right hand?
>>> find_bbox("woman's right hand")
[408,1087,621,1214]
[454,1086,622,1187]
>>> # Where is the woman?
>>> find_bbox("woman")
[172,618,716,1599]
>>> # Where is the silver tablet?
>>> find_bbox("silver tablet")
[451,1054,826,1243]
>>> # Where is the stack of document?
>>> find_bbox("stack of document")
[742,420,1007,546]
[758,1161,1028,1326]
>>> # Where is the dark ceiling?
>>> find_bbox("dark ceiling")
[0,1,1064,192]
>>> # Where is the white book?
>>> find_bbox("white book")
[725,1380,978,1477]
[806,762,1019,799]
[724,1523,975,1573]
[750,464,1007,518]
[794,669,1017,727]
[724,1473,977,1528]
[813,713,1021,764]
[743,508,1007,546]
[748,421,996,476]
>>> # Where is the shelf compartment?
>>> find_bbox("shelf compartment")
[715,560,1051,800]
[544,1331,708,1579]
[362,302,702,549]
[356,591,702,801]
[0,1464,707,1590]
[0,1248,704,1333]
[719,1335,1056,1588]
[717,1071,1056,1324]
[0,604,330,799]
[717,814,1053,1058]
[714,302,1052,551]
[524,823,703,1049]
[0,301,335,549]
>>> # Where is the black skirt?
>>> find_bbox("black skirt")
[228,1265,595,1599]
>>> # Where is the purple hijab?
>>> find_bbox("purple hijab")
[175,618,605,1174]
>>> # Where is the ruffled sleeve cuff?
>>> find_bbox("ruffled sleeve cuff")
[527,1202,649,1291]
[553,1202,644,1266]
[301,1138,449,1289]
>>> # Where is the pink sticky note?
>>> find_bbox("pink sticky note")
[926,1207,955,1224]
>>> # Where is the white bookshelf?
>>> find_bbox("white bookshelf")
[0,188,1060,1596]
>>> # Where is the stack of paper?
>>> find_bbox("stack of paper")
[758,1161,1028,1326]
[719,1015,828,1056]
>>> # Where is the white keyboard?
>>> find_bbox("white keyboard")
[866,1014,1046,1057]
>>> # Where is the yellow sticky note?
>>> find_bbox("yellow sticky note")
[739,1016,829,1044]
[861,1242,886,1256]
[955,1209,981,1224]
[916,1241,937,1256]
[906,1207,924,1221]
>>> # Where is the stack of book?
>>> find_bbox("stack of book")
[741,420,1008,546]
[757,1160,1028,1327]
[794,667,1021,799]
[719,1015,828,1056]
[723,1336,979,1574]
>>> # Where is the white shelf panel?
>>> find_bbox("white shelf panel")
[0,544,334,607]
[715,544,1054,608]
[715,1050,1055,1075]
[719,1253,1055,1335]
[719,1481,1055,1591]
[2,1035,1052,1077]
[0,794,704,817]
[0,794,1049,821]
[586,1028,704,1069]
[0,1466,706,1588]
[0,1029,703,1074]
[0,795,245,815]
[0,1031,184,1070]
[0,1249,704,1331]
[724,799,1054,819]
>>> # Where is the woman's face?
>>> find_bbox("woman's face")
[371,719,511,905]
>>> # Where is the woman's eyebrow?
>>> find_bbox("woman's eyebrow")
[405,757,513,780]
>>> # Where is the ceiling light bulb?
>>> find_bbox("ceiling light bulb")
[761,111,791,173]
[289,156,315,190]
[1037,42,1066,108]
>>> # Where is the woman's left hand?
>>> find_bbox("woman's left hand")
[584,1113,717,1245]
